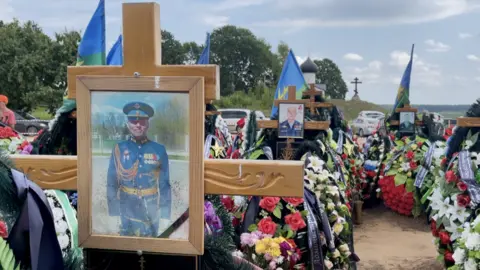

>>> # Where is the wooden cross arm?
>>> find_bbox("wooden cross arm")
[395,107,418,113]
[457,117,480,127]
[310,102,333,108]
[257,120,330,130]
[389,120,423,126]
[10,155,305,198]
[67,65,220,101]
[273,99,309,106]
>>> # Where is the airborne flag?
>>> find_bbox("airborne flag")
[392,44,415,113]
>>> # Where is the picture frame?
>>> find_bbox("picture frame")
[278,103,305,139]
[76,75,204,255]
[399,111,415,134]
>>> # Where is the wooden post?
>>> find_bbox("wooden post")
[457,117,480,127]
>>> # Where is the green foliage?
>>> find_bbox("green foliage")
[210,25,278,96]
[330,99,388,121]
[214,87,275,115]
[148,97,188,150]
[0,238,20,270]
[314,59,348,99]
[161,30,186,64]
[183,41,203,64]
[0,152,20,228]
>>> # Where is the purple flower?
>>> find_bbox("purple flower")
[204,201,215,221]
[210,215,223,231]
[279,241,292,257]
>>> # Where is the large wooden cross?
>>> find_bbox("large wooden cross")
[10,2,304,199]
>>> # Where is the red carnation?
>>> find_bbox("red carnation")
[417,142,423,147]
[0,221,7,239]
[221,196,235,211]
[341,154,347,160]
[438,231,451,245]
[406,151,414,160]
[444,250,454,262]
[430,220,439,237]
[445,171,458,183]
[457,181,468,192]
[409,161,418,170]
[441,158,447,166]
[457,194,471,208]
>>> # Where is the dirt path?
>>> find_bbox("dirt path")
[353,206,443,270]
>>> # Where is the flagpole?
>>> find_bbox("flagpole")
[410,44,415,59]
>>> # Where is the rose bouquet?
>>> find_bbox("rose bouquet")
[238,231,300,270]
[379,136,430,216]
[0,126,32,154]
[221,195,248,229]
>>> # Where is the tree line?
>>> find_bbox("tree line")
[0,20,348,113]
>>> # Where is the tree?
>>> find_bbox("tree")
[210,25,277,95]
[314,59,348,99]
[0,20,54,111]
[161,30,185,64]
[277,41,289,67]
[183,41,203,64]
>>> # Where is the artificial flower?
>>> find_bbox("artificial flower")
[0,220,7,239]
[259,197,280,213]
[282,197,304,207]
[257,217,277,235]
[284,212,306,231]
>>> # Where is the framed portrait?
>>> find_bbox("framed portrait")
[76,75,204,255]
[278,103,305,139]
[399,111,415,134]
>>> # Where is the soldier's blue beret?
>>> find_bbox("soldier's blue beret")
[123,102,154,119]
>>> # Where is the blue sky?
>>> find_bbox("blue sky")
[2,0,480,104]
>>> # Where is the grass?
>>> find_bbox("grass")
[31,107,54,120]
[330,99,388,121]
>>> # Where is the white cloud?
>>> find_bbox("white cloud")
[202,15,229,27]
[213,0,272,11]
[343,53,363,61]
[253,0,480,29]
[389,50,442,86]
[345,60,383,84]
[424,39,450,52]
[459,32,474,39]
[467,54,480,62]
[0,0,14,21]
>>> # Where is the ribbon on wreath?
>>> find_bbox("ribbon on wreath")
[304,190,325,270]
[384,141,416,171]
[414,142,435,188]
[7,169,64,270]
[204,134,218,158]
[458,150,480,204]
[336,131,344,154]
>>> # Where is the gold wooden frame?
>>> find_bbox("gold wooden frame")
[76,75,204,255]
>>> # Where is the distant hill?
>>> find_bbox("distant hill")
[330,99,388,120]
[379,104,469,119]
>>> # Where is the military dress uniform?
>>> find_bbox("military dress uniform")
[279,120,302,137]
[107,102,171,237]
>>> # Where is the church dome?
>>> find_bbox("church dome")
[300,57,318,73]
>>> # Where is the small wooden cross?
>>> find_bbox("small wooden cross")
[390,105,423,126]
[302,83,333,115]
[139,255,146,270]
[273,86,308,106]
[280,138,296,160]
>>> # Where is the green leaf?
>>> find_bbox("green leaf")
[405,179,415,193]
[421,186,434,204]
[273,206,282,219]
[394,174,408,186]
[300,210,308,217]
[386,170,397,176]
[286,229,294,238]
[248,224,258,232]
[0,238,20,270]
[249,149,264,160]
[471,132,479,145]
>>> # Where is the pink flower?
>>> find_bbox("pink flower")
[268,260,277,269]
[240,232,259,247]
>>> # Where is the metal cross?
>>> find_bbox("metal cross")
[350,77,362,96]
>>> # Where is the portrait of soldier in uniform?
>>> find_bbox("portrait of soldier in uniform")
[278,104,304,138]
[106,101,171,237]
[399,111,415,134]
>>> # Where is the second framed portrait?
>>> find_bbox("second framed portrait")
[278,103,305,139]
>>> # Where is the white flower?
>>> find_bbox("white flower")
[447,194,471,224]
[47,198,55,209]
[471,152,480,166]
[465,233,480,250]
[452,248,465,265]
[461,224,472,240]
[327,202,335,210]
[57,234,70,249]
[307,156,325,172]
[464,258,478,270]
[232,250,244,258]
[401,162,411,172]
[252,253,256,260]
[331,249,340,258]
[275,256,284,264]
[338,244,350,253]
[304,169,317,182]
[473,215,480,228]
[326,186,339,197]
[324,259,334,269]
[233,196,246,207]
[317,170,331,183]
[52,208,65,222]
[8,141,18,153]
[55,220,68,234]
[431,196,451,221]
[445,222,462,241]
